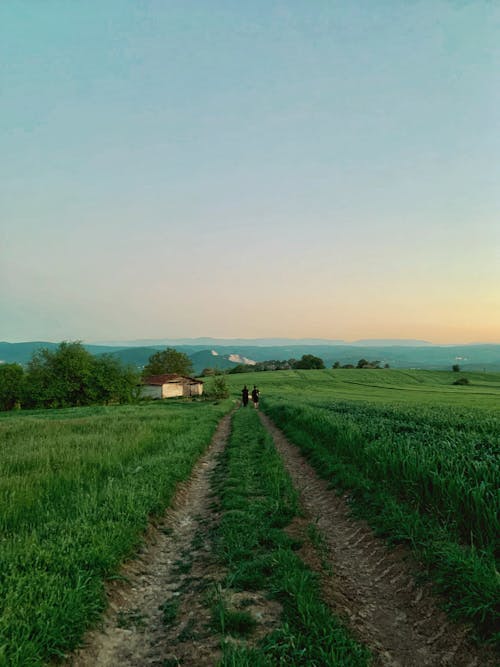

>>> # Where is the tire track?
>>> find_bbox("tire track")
[68,413,233,667]
[260,412,497,667]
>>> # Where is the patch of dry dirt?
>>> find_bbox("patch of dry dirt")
[67,411,283,667]
[260,412,497,667]
[68,414,233,667]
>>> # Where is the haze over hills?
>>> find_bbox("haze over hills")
[1,340,500,373]
[93,337,349,347]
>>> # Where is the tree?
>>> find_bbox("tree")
[332,361,340,369]
[23,342,139,409]
[356,358,369,369]
[293,354,325,370]
[89,355,140,404]
[452,364,460,372]
[143,348,194,377]
[24,341,94,408]
[0,363,24,410]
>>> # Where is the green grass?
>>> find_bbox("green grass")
[214,408,371,666]
[226,367,500,409]
[224,369,500,645]
[0,399,231,666]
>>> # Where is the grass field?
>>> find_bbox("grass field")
[1,368,499,662]
[0,399,230,666]
[227,369,500,644]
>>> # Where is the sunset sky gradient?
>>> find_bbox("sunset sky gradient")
[2,1,499,343]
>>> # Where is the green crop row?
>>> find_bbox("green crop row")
[0,400,230,666]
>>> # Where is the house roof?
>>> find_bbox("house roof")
[142,374,203,386]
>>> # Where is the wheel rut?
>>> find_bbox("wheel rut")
[68,413,233,667]
[259,411,497,667]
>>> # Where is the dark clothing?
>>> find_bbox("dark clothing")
[251,387,259,405]
[242,387,249,406]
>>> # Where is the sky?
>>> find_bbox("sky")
[1,1,499,344]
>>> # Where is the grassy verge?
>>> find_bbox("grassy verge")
[0,399,231,666]
[263,400,499,646]
[212,407,371,666]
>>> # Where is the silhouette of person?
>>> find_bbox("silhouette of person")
[251,385,259,409]
[241,385,249,407]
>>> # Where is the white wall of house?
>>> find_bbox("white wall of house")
[162,382,184,398]
[142,381,204,399]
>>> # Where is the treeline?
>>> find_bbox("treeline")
[0,342,139,411]
[333,358,390,369]
[222,354,326,374]
[203,355,390,376]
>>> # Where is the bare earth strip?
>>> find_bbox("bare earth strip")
[259,412,497,667]
[69,413,233,667]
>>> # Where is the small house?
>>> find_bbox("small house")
[141,374,204,399]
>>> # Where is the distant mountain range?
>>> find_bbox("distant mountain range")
[92,337,432,347]
[1,340,500,373]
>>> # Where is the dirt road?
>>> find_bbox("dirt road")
[69,413,232,667]
[68,411,496,666]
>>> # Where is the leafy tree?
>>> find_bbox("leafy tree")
[24,342,139,409]
[25,341,94,408]
[356,358,369,369]
[90,355,140,404]
[332,361,340,369]
[293,354,325,370]
[452,364,460,372]
[0,363,24,410]
[143,348,193,377]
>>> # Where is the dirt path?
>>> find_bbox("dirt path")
[69,413,233,667]
[259,412,497,667]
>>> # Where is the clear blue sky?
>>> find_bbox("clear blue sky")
[2,1,499,343]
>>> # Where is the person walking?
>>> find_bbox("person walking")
[241,385,249,407]
[251,385,260,409]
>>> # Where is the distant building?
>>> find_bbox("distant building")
[141,374,204,399]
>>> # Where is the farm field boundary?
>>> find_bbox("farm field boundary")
[261,396,499,647]
[0,399,231,666]
[260,411,498,666]
[70,410,234,666]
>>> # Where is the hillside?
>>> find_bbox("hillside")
[2,341,500,372]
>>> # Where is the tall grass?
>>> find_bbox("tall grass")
[0,400,230,666]
[262,397,499,644]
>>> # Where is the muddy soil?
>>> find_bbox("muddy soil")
[260,412,497,667]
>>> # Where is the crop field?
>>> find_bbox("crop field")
[0,400,230,666]
[227,369,500,644]
[1,368,499,664]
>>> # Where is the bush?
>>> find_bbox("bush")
[208,375,229,399]
[453,377,470,385]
